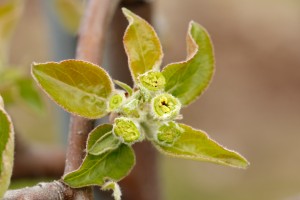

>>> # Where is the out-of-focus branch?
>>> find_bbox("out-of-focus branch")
[12,136,65,179]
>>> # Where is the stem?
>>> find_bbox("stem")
[64,0,120,199]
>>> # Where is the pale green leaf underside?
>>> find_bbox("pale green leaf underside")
[122,8,163,83]
[87,124,120,156]
[0,107,14,198]
[32,60,113,119]
[113,80,133,96]
[162,21,215,106]
[63,144,135,188]
[154,123,249,169]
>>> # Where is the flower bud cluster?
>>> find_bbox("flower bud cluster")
[110,71,182,146]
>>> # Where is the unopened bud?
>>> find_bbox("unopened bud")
[113,117,141,144]
[157,122,183,145]
[139,71,165,91]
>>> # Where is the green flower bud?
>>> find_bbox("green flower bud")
[113,117,141,144]
[156,122,183,145]
[108,91,125,111]
[139,71,166,91]
[151,93,181,120]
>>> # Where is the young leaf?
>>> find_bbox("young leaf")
[162,21,215,106]
[87,124,120,156]
[0,102,14,198]
[122,8,163,83]
[32,60,113,119]
[154,123,249,169]
[63,144,135,188]
[113,80,133,96]
[16,78,44,112]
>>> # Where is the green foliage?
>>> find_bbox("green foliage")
[162,21,215,106]
[32,60,113,118]
[0,69,44,112]
[122,8,163,82]
[0,98,14,198]
[87,124,120,156]
[30,8,249,199]
[154,123,248,168]
[63,144,135,188]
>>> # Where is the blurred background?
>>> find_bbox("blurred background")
[2,0,300,200]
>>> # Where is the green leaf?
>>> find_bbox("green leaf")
[0,102,14,198]
[113,80,133,96]
[53,0,84,34]
[63,144,135,188]
[162,21,215,106]
[87,124,120,156]
[16,78,44,112]
[32,60,113,119]
[154,123,249,169]
[122,8,163,83]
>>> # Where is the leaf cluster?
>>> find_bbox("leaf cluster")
[31,8,249,199]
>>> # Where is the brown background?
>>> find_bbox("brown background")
[8,0,300,200]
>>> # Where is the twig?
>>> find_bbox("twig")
[65,0,120,199]
[4,181,73,200]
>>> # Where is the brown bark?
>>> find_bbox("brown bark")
[64,0,120,199]
[4,181,73,200]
